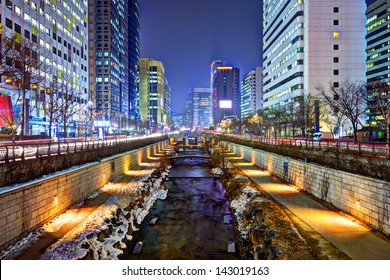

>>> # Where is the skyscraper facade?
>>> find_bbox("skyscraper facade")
[190,87,212,130]
[366,0,390,131]
[88,0,129,133]
[240,66,263,119]
[210,61,240,125]
[138,58,166,131]
[262,0,304,109]
[1,0,89,136]
[164,78,171,128]
[263,0,365,134]
[128,0,140,121]
[183,98,193,129]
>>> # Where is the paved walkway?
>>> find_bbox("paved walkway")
[227,154,390,260]
[15,157,163,260]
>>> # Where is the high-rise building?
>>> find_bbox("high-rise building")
[190,87,212,130]
[138,58,166,131]
[1,0,89,136]
[366,0,390,133]
[210,61,240,124]
[263,0,365,134]
[128,0,140,120]
[164,78,171,129]
[240,66,263,119]
[171,111,183,130]
[88,0,129,133]
[183,97,193,129]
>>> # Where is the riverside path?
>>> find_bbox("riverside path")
[226,153,390,260]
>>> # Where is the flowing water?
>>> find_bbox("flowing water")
[126,154,239,260]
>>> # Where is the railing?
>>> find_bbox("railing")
[220,133,390,158]
[0,135,164,163]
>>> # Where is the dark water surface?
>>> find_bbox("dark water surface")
[127,163,239,260]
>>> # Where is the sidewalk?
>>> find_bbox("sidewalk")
[15,158,162,260]
[227,154,390,260]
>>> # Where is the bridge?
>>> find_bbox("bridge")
[167,132,217,146]
[167,154,211,160]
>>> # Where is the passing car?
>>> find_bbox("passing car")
[312,132,323,141]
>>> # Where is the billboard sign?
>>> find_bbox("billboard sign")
[219,100,232,109]
[0,95,14,127]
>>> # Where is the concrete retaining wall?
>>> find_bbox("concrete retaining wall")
[222,142,390,235]
[0,141,168,251]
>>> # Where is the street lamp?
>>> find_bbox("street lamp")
[88,100,94,140]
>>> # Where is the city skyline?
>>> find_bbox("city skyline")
[139,0,262,113]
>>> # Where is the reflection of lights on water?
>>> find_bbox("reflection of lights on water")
[126,170,153,176]
[139,162,157,167]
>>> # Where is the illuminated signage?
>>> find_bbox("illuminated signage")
[219,100,232,109]
[0,96,14,127]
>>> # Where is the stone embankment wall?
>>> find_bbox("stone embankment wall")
[222,142,390,236]
[0,141,168,251]
[0,136,167,188]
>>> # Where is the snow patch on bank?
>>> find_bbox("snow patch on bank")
[0,165,171,260]
[230,187,269,233]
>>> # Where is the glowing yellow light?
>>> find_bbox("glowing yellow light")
[217,67,233,70]
[333,32,340,39]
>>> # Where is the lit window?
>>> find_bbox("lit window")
[24,12,30,22]
[32,1,37,10]
[15,6,21,16]
[333,32,340,39]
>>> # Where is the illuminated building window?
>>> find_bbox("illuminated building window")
[333,31,340,39]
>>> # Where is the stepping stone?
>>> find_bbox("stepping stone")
[149,217,158,226]
[228,241,235,253]
[132,241,143,254]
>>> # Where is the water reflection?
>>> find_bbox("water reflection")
[127,162,239,260]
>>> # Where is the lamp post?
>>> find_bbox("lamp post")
[88,100,94,140]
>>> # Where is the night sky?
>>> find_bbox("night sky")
[139,0,262,113]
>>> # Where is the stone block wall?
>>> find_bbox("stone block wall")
[223,141,390,235]
[0,141,168,251]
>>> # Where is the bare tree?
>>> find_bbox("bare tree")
[86,92,107,140]
[368,81,390,142]
[322,104,347,140]
[220,118,233,132]
[248,112,264,135]
[316,80,367,141]
[5,36,48,138]
[0,35,14,77]
[294,94,322,138]
[56,74,86,139]
[266,106,285,138]
[42,78,61,138]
